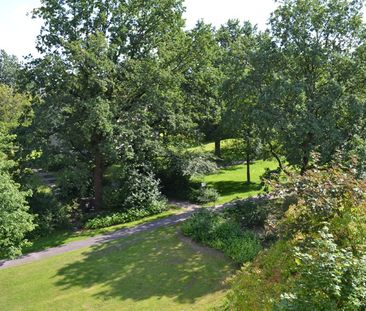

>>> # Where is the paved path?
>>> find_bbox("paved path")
[0,202,201,270]
[0,195,271,270]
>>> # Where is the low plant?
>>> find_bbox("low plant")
[182,210,261,264]
[225,199,268,229]
[190,183,219,204]
[84,200,168,229]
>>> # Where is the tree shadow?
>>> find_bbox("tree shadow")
[54,227,233,305]
[207,181,263,197]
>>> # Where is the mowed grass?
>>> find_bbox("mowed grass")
[0,226,234,311]
[24,207,184,254]
[198,160,279,205]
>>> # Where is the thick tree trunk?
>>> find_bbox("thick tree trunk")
[93,149,104,211]
[214,139,221,157]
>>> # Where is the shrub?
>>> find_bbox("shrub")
[190,183,219,204]
[24,173,72,237]
[158,151,217,199]
[224,233,262,263]
[225,200,268,229]
[0,172,35,259]
[84,200,168,229]
[275,228,366,311]
[182,210,261,264]
[103,167,165,212]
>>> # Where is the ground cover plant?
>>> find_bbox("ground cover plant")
[182,209,262,264]
[0,226,234,311]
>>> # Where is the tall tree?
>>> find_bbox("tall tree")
[0,50,19,87]
[259,0,366,173]
[29,0,188,210]
[183,21,223,155]
[219,20,258,182]
[0,84,34,258]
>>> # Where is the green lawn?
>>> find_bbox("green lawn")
[24,207,184,254]
[1,226,234,311]
[198,159,278,205]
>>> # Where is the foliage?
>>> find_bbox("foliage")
[182,210,261,263]
[56,164,92,202]
[28,0,190,210]
[190,183,219,204]
[0,50,19,87]
[0,172,35,259]
[25,175,72,236]
[273,160,366,248]
[222,240,295,311]
[225,199,269,229]
[253,0,366,173]
[84,200,168,229]
[103,167,165,211]
[158,150,217,199]
[275,228,366,311]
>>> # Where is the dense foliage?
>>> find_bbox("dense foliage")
[182,209,261,263]
[224,161,366,310]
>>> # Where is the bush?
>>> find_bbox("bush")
[182,210,261,264]
[23,173,72,237]
[190,183,219,204]
[225,200,268,229]
[275,228,366,311]
[0,172,35,259]
[103,167,165,212]
[157,151,217,199]
[84,200,168,229]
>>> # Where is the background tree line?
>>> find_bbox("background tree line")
[1,0,366,259]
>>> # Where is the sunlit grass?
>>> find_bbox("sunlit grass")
[24,206,184,254]
[196,160,279,206]
[1,226,234,311]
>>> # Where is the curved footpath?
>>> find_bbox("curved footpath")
[0,196,270,270]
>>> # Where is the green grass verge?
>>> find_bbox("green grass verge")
[1,226,234,311]
[196,160,278,206]
[24,207,184,254]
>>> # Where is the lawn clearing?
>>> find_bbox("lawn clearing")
[0,226,234,311]
[198,160,279,205]
[24,206,184,254]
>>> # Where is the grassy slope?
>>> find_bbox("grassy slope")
[1,226,234,311]
[198,160,278,205]
[24,207,184,254]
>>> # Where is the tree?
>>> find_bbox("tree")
[182,21,223,156]
[0,172,34,259]
[258,0,366,173]
[0,49,19,87]
[29,0,188,210]
[219,20,258,182]
[0,84,34,258]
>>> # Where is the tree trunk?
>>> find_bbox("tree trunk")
[93,149,104,211]
[268,142,286,174]
[246,147,251,184]
[300,154,309,176]
[246,132,251,184]
[214,139,221,157]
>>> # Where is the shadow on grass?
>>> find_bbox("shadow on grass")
[54,227,233,304]
[207,181,262,197]
[24,212,179,255]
